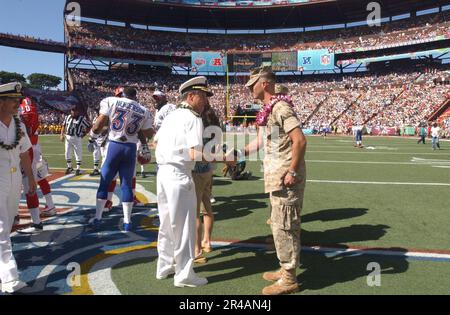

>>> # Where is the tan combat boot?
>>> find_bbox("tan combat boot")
[262,268,283,282]
[262,269,299,295]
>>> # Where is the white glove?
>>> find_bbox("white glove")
[140,143,151,160]
[87,138,97,153]
[89,130,100,140]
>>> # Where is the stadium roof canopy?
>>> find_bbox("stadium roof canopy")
[70,0,448,30]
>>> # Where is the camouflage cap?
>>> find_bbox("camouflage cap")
[245,66,275,88]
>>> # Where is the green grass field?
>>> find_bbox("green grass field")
[39,134,450,294]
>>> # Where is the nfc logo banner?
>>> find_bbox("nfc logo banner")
[297,49,335,71]
[302,57,312,65]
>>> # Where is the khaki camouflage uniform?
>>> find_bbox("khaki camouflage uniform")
[264,100,306,272]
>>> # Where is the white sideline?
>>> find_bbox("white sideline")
[307,180,450,186]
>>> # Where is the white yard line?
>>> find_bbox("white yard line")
[254,178,450,186]
[307,150,449,155]
[306,160,431,165]
[307,180,450,186]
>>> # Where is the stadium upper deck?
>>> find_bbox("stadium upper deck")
[69,0,449,29]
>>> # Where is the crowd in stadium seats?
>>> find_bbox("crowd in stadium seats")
[334,87,402,133]
[370,84,448,129]
[36,106,65,134]
[67,66,449,137]
[67,11,449,53]
[0,32,64,46]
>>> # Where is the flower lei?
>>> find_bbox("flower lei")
[178,102,200,117]
[256,94,294,126]
[0,115,24,150]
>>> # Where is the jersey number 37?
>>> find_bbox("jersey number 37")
[111,108,144,136]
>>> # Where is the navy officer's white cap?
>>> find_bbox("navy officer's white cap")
[179,76,213,97]
[0,82,23,98]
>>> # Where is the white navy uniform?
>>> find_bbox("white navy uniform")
[155,105,204,284]
[0,118,31,283]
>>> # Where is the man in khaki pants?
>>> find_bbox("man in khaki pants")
[239,67,307,295]
[192,103,220,262]
[192,162,213,263]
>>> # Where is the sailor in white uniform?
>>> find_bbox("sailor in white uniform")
[0,82,36,294]
[155,76,235,287]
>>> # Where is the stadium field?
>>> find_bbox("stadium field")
[11,134,450,295]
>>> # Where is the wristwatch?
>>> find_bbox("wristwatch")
[288,170,297,178]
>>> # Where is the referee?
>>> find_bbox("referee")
[60,107,91,175]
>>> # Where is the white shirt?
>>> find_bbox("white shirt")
[155,108,203,171]
[100,97,153,144]
[0,118,32,175]
[154,103,177,131]
[431,126,440,138]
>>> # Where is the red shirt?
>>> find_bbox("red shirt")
[20,98,40,145]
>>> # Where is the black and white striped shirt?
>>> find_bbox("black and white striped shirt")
[63,115,91,137]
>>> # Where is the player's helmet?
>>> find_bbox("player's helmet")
[137,153,151,165]
[115,87,124,97]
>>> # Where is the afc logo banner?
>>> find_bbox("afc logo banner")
[211,58,223,67]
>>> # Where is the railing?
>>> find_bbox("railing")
[330,93,363,126]
[429,98,450,122]
[303,93,330,125]
[364,89,405,125]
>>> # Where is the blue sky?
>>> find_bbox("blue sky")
[0,0,66,89]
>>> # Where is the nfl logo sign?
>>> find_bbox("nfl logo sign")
[321,54,331,66]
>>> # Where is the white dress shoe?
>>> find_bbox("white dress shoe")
[156,266,175,280]
[1,280,28,293]
[174,276,208,288]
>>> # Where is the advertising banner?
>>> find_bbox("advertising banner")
[191,51,227,72]
[229,53,263,72]
[297,49,335,71]
[272,51,298,71]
